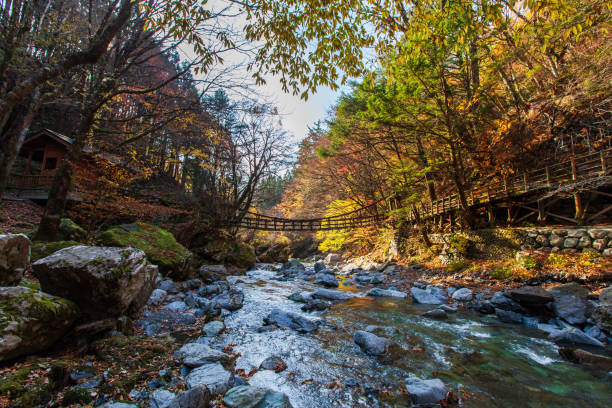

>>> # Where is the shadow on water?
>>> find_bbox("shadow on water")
[213,270,612,407]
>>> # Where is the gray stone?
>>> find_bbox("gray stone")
[495,308,524,324]
[264,309,320,332]
[567,229,588,238]
[287,292,310,303]
[423,309,447,319]
[158,279,180,294]
[585,325,608,342]
[552,229,568,237]
[410,287,446,305]
[535,235,549,247]
[588,229,609,240]
[509,286,553,307]
[177,343,230,367]
[149,389,176,408]
[0,234,30,285]
[490,292,524,312]
[451,288,473,301]
[548,283,588,325]
[202,321,225,336]
[223,386,293,408]
[593,239,608,251]
[101,403,138,407]
[163,301,190,313]
[314,273,338,288]
[314,261,326,273]
[440,304,458,313]
[604,248,612,256]
[301,299,329,312]
[185,363,232,395]
[366,288,407,298]
[259,356,286,370]
[564,238,578,248]
[135,310,197,336]
[0,286,78,362]
[311,289,352,301]
[211,289,244,311]
[404,377,447,405]
[148,289,167,306]
[550,327,605,347]
[281,260,305,274]
[353,330,396,356]
[600,287,612,304]
[593,304,612,333]
[168,386,211,408]
[199,264,227,279]
[324,253,340,264]
[576,236,592,249]
[32,246,157,320]
[549,235,565,247]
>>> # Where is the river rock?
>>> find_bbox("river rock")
[211,289,244,311]
[410,287,447,305]
[149,389,176,408]
[495,308,523,324]
[404,377,447,405]
[101,403,138,407]
[32,246,157,320]
[223,385,293,408]
[592,304,612,333]
[158,279,180,294]
[0,286,78,362]
[490,292,524,312]
[0,234,30,286]
[177,343,230,367]
[353,330,396,356]
[259,356,286,371]
[281,260,305,275]
[185,362,233,395]
[148,289,167,306]
[324,253,340,265]
[423,309,447,319]
[301,299,329,312]
[199,264,227,280]
[366,288,407,298]
[135,309,197,336]
[509,286,553,307]
[548,283,588,325]
[198,281,229,297]
[264,309,320,333]
[600,287,612,304]
[550,327,605,347]
[314,273,338,288]
[287,292,310,303]
[202,321,225,336]
[558,348,612,371]
[311,289,352,301]
[451,288,473,301]
[314,261,326,273]
[467,300,495,314]
[163,301,190,313]
[168,386,211,408]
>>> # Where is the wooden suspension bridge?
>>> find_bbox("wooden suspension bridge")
[232,147,612,231]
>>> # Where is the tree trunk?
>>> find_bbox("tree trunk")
[0,89,42,200]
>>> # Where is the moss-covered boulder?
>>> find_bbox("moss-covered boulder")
[58,218,88,242]
[198,240,255,269]
[0,233,31,286]
[0,286,78,362]
[32,246,157,321]
[31,240,80,262]
[99,223,193,280]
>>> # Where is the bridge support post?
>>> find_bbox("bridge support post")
[537,199,547,222]
[487,205,495,226]
[574,193,585,223]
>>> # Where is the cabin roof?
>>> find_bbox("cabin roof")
[25,129,74,146]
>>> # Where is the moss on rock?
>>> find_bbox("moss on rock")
[31,240,80,262]
[57,218,88,242]
[98,222,193,280]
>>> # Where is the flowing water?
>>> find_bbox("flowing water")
[205,269,612,407]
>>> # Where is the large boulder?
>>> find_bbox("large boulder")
[98,223,193,280]
[223,386,293,408]
[451,288,473,302]
[311,289,352,301]
[168,386,211,408]
[135,309,197,336]
[0,234,30,286]
[600,287,612,304]
[548,283,589,325]
[264,309,320,333]
[257,242,290,264]
[191,233,255,270]
[0,286,78,361]
[490,292,523,313]
[32,246,157,321]
[353,330,396,356]
[31,241,80,262]
[550,327,605,347]
[210,289,244,311]
[176,343,231,367]
[509,286,553,307]
[366,288,407,298]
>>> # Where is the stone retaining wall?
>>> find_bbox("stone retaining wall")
[523,227,612,255]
